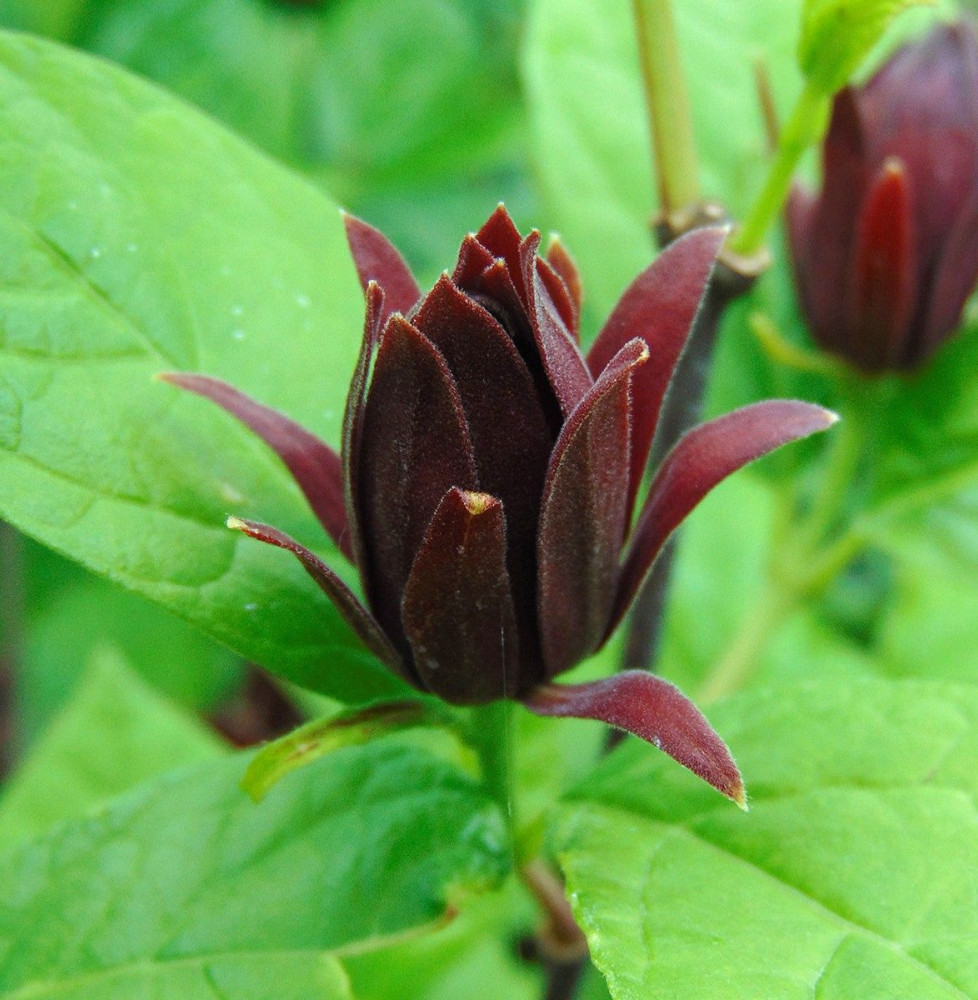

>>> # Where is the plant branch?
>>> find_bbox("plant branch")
[612,249,761,741]
[631,0,701,213]
[521,859,590,1000]
[729,80,829,256]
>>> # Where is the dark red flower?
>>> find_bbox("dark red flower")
[164,206,833,803]
[788,21,978,374]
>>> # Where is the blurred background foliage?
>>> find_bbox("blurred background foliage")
[0,0,976,992]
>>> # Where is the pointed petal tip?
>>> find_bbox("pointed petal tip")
[458,490,498,516]
[525,674,744,805]
[226,515,248,532]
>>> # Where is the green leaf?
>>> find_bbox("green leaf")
[241,698,460,801]
[0,648,225,846]
[799,0,933,95]
[0,0,88,40]
[0,31,406,704]
[0,742,509,998]
[555,677,978,999]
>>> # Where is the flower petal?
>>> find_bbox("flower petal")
[358,314,478,651]
[807,88,873,353]
[537,256,579,342]
[158,373,351,560]
[343,212,421,320]
[529,258,594,418]
[402,488,520,705]
[341,282,385,575]
[226,516,409,681]
[586,227,726,517]
[785,183,818,331]
[920,184,978,361]
[611,401,838,634]
[524,672,745,807]
[452,233,496,292]
[545,235,582,334]
[413,275,555,668]
[537,338,649,678]
[476,204,529,302]
[848,159,916,372]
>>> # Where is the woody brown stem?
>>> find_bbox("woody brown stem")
[521,859,590,1000]
[610,209,764,750]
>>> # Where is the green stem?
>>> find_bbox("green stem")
[631,0,701,212]
[468,700,516,851]
[729,80,829,256]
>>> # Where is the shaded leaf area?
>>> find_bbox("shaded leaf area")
[555,677,978,999]
[18,537,241,748]
[0,741,509,999]
[345,884,542,1000]
[0,0,534,281]
[0,649,225,846]
[0,31,409,703]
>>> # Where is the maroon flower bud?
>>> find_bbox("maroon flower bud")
[163,207,834,803]
[788,21,978,374]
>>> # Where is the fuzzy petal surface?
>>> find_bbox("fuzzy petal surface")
[402,489,519,704]
[357,315,478,651]
[413,276,554,668]
[524,672,745,806]
[537,338,649,678]
[586,227,725,514]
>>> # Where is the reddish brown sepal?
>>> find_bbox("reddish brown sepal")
[343,212,421,321]
[524,672,746,807]
[587,227,725,519]
[226,516,408,680]
[537,338,648,677]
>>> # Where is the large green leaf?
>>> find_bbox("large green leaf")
[555,677,978,999]
[0,741,508,998]
[0,649,225,845]
[0,31,407,703]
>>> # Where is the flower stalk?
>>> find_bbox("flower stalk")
[631,0,701,215]
[729,80,830,257]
